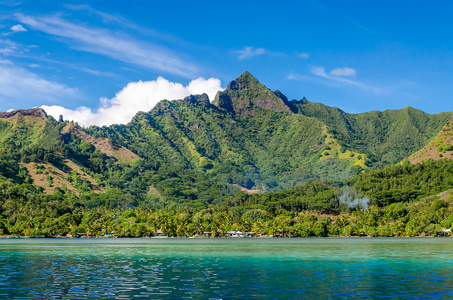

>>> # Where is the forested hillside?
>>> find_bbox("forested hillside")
[84,72,453,196]
[292,99,452,168]
[0,71,452,237]
[1,157,453,237]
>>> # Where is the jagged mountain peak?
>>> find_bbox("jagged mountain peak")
[226,71,261,91]
[212,71,292,115]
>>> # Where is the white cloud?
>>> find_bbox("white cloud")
[308,66,384,94]
[0,59,78,104]
[298,52,309,59]
[16,13,199,78]
[28,63,39,68]
[64,4,198,50]
[10,24,26,32]
[0,47,14,55]
[235,46,266,60]
[65,4,129,25]
[72,66,116,77]
[42,77,223,127]
[0,39,17,55]
[311,66,328,77]
[330,67,356,76]
[286,73,309,81]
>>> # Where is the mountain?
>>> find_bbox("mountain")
[212,71,292,114]
[407,117,453,163]
[0,72,452,210]
[291,101,452,168]
[1,72,453,238]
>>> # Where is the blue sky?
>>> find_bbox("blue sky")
[1,0,453,125]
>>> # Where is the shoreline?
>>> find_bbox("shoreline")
[0,235,449,239]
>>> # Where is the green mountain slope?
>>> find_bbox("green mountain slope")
[87,72,370,196]
[2,155,453,238]
[291,100,452,168]
[407,117,453,163]
[1,72,453,238]
[0,72,452,211]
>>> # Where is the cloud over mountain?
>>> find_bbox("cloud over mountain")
[42,77,223,127]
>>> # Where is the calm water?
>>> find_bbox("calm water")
[0,238,452,299]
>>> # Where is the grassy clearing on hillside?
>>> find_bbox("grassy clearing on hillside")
[408,118,453,164]
[319,126,368,169]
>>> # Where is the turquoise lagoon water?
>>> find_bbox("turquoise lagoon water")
[0,238,452,299]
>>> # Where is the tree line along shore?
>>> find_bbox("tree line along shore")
[1,140,453,238]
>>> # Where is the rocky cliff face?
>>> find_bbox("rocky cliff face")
[182,93,211,108]
[212,71,292,115]
[0,108,46,119]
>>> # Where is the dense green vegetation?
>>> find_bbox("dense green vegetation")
[1,157,453,237]
[292,101,452,168]
[0,72,453,238]
[83,72,451,197]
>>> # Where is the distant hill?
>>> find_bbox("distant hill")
[407,117,453,163]
[291,100,453,168]
[0,71,452,209]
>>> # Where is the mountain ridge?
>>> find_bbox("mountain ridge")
[0,72,452,208]
[1,73,453,239]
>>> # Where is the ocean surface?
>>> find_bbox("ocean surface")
[0,238,452,299]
